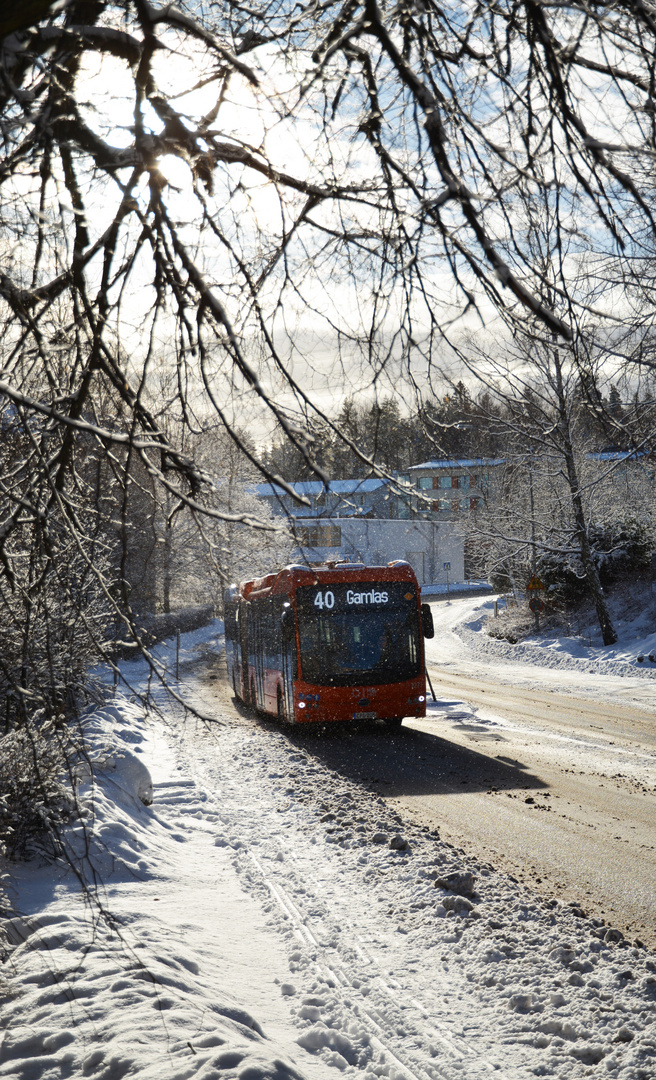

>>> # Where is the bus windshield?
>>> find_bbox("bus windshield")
[295,582,421,687]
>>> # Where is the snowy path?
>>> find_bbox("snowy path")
[177,705,514,1080]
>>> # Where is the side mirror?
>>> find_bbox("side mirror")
[421,603,434,639]
[281,608,293,628]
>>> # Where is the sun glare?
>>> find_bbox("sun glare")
[157,154,194,190]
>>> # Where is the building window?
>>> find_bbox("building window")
[460,475,470,490]
[439,498,451,511]
[418,477,432,489]
[299,525,342,548]
[439,476,452,489]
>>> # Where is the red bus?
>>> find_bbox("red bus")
[224,561,434,726]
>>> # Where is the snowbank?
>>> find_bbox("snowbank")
[1,699,310,1080]
[435,595,656,681]
[421,581,493,599]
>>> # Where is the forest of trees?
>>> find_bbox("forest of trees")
[263,385,498,479]
[263,378,656,482]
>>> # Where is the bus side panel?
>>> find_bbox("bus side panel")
[255,605,265,709]
[251,600,297,722]
[245,598,284,718]
[263,668,281,716]
[262,597,294,720]
[281,606,297,722]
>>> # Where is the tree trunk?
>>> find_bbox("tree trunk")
[574,507,617,645]
[564,447,617,645]
[554,348,618,646]
[163,519,172,615]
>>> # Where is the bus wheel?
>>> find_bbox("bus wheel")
[384,717,404,729]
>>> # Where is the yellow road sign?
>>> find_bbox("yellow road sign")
[527,575,545,590]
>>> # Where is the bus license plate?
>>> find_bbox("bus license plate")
[353,711,377,720]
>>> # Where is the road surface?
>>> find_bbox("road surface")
[206,596,656,946]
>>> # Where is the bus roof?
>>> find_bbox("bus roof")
[239,561,418,601]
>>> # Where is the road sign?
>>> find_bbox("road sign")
[527,575,545,591]
[529,595,544,613]
[443,562,451,571]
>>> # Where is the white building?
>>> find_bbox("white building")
[291,517,463,586]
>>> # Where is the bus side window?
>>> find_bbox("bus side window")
[281,607,298,680]
[271,599,282,670]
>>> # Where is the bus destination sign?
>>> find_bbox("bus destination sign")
[298,582,416,613]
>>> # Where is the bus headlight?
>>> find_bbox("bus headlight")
[298,701,306,709]
[418,695,425,703]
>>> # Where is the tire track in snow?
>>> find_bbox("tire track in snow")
[170,715,518,1079]
[249,849,509,1080]
[249,851,439,1080]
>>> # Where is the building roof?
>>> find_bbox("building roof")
[250,478,389,498]
[587,450,648,462]
[284,507,368,519]
[408,458,505,471]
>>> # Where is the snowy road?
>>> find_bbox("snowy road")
[418,598,656,947]
[178,664,656,1080]
[201,659,656,951]
[205,593,656,948]
[420,670,656,749]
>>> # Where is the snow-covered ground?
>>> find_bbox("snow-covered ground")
[417,582,492,599]
[1,608,655,1080]
[426,594,656,708]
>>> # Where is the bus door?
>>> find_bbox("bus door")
[254,604,266,710]
[239,600,249,702]
[281,606,296,721]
